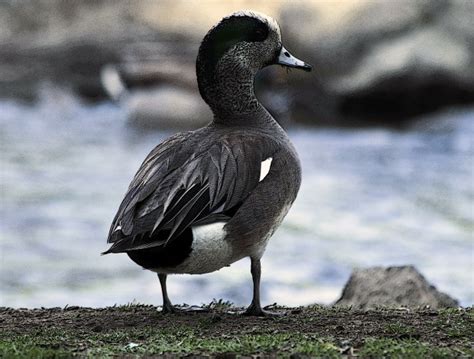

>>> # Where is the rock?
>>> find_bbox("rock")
[334,265,459,309]
[125,86,212,129]
[280,0,474,125]
[0,1,196,101]
[2,0,473,126]
[101,63,212,129]
[0,0,282,128]
[117,62,198,92]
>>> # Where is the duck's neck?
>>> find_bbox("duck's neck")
[197,64,272,126]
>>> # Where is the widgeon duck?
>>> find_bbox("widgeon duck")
[103,10,311,316]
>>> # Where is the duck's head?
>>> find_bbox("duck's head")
[196,10,312,117]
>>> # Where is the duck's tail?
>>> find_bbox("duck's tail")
[100,64,128,102]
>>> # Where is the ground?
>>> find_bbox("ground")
[0,302,472,358]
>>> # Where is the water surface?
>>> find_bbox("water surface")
[1,88,473,307]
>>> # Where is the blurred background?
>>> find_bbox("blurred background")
[0,0,473,308]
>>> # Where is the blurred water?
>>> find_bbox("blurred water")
[1,87,473,308]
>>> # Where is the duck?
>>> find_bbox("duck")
[103,10,312,316]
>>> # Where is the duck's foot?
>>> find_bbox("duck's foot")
[161,301,178,314]
[242,304,285,317]
[161,304,210,314]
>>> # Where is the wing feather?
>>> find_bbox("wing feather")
[104,131,277,254]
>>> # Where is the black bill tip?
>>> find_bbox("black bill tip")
[301,63,312,72]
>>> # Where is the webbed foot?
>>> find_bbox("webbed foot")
[161,304,209,314]
[242,304,285,317]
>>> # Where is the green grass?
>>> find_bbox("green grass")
[2,327,471,358]
[1,306,472,358]
[0,328,341,358]
[0,339,71,359]
[436,307,474,339]
[384,322,419,338]
[359,338,472,359]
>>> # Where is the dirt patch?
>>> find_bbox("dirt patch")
[0,304,472,357]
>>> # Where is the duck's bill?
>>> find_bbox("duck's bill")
[277,46,312,72]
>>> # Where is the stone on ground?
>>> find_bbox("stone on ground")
[335,265,459,309]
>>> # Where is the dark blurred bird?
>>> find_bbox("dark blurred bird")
[103,10,312,316]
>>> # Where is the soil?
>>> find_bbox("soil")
[0,304,472,357]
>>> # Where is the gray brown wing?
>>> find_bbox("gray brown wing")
[104,130,277,254]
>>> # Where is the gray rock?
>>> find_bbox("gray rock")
[3,0,473,126]
[125,86,212,129]
[335,265,459,309]
[0,1,280,129]
[101,63,211,129]
[280,0,474,125]
[0,0,197,101]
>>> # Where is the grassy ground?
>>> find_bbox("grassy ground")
[0,302,472,358]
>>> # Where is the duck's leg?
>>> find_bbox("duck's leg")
[158,273,209,313]
[158,273,175,313]
[243,257,267,316]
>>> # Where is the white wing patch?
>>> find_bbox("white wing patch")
[259,157,273,182]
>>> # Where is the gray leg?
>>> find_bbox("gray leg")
[158,273,175,313]
[158,273,209,314]
[244,258,265,316]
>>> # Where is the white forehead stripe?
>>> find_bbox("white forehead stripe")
[224,10,281,38]
[259,157,273,182]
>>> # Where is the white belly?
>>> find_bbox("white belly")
[152,221,241,275]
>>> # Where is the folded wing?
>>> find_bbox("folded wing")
[104,130,275,254]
